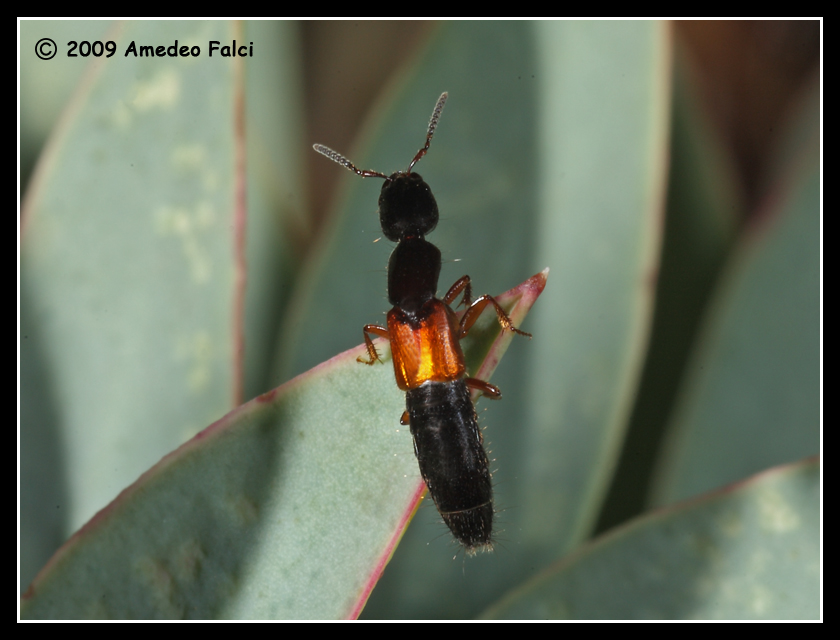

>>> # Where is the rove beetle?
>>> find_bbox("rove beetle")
[313,93,530,553]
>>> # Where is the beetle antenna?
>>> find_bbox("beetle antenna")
[312,144,388,179]
[407,92,448,173]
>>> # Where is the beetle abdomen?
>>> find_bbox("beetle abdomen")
[406,380,493,552]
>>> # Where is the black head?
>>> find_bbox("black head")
[378,171,438,242]
[312,92,448,243]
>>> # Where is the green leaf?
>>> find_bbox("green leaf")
[20,273,545,619]
[22,19,242,571]
[594,43,742,531]
[20,21,113,187]
[20,345,410,619]
[21,21,303,592]
[481,458,819,620]
[650,78,820,505]
[240,21,305,402]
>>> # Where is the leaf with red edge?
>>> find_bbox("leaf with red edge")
[20,272,547,620]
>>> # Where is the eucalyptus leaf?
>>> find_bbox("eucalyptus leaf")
[650,80,820,506]
[20,273,545,619]
[21,20,303,594]
[482,458,819,620]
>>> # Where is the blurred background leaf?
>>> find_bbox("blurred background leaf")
[483,459,819,620]
[649,83,820,504]
[19,20,820,618]
[22,21,247,588]
[20,346,431,619]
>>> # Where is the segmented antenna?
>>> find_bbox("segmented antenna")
[408,91,448,173]
[313,91,448,178]
[311,144,388,179]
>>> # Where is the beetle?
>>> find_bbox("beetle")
[313,93,530,552]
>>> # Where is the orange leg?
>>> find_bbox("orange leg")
[443,275,473,309]
[358,324,390,364]
[465,377,502,399]
[458,294,532,340]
